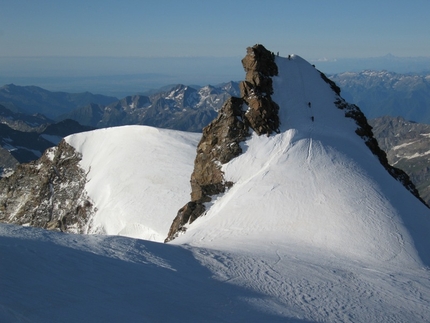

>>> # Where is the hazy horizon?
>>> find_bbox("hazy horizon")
[2,0,429,97]
[1,53,429,98]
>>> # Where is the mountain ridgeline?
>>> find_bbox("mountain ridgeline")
[0,84,118,119]
[329,70,430,124]
[370,116,430,204]
[63,83,240,132]
[164,44,427,242]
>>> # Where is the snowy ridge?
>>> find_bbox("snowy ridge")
[173,55,430,267]
[65,126,200,241]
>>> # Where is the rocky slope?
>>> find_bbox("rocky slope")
[370,116,430,205]
[0,140,95,232]
[0,104,52,132]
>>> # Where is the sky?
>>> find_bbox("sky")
[0,0,429,95]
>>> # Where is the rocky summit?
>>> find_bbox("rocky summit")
[165,44,427,243]
[165,44,281,242]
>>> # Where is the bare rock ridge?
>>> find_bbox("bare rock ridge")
[333,97,428,207]
[0,140,95,232]
[165,44,280,242]
[319,71,426,206]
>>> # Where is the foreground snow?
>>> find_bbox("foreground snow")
[1,224,429,322]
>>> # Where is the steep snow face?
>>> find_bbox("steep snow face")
[65,126,200,242]
[173,55,430,268]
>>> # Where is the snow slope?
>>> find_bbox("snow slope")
[174,55,430,267]
[65,126,200,241]
[1,53,430,322]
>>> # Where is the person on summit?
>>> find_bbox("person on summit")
[308,102,311,108]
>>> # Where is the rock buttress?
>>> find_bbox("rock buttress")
[165,97,249,242]
[165,44,280,242]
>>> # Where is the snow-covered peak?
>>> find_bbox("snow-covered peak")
[171,54,430,268]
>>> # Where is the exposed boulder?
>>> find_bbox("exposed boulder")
[0,140,95,232]
[165,44,281,242]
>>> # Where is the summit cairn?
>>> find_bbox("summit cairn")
[165,44,281,242]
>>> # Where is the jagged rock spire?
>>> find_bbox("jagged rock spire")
[240,44,280,135]
[165,44,281,242]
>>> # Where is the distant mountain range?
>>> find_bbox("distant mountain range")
[329,70,430,123]
[61,82,240,132]
[2,71,429,128]
[0,83,118,118]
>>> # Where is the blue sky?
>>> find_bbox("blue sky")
[1,0,429,58]
[0,0,429,94]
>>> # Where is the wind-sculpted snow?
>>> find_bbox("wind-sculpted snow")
[1,223,430,322]
[0,224,295,323]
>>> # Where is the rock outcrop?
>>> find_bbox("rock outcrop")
[165,44,280,242]
[240,45,280,135]
[0,140,95,232]
[165,97,249,242]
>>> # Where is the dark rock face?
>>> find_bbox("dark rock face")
[165,97,249,241]
[0,140,95,232]
[165,44,280,242]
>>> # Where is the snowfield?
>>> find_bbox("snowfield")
[65,126,200,241]
[1,54,430,322]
